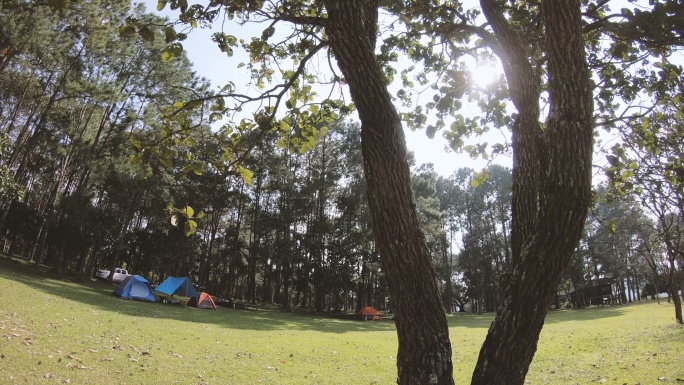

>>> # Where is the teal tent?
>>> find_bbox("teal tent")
[154,277,199,298]
[113,275,156,302]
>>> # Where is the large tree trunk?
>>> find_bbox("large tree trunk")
[662,220,684,323]
[471,1,594,384]
[479,0,542,269]
[667,257,683,323]
[323,1,453,383]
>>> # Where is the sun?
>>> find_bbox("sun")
[466,58,504,89]
[468,64,503,88]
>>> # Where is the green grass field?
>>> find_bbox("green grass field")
[1,257,682,384]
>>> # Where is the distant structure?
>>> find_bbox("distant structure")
[567,278,615,307]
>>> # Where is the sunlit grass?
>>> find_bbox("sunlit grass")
[0,256,682,384]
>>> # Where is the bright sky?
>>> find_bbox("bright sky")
[138,1,512,177]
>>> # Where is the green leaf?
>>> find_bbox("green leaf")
[159,156,173,168]
[139,27,154,43]
[262,26,275,40]
[183,206,194,218]
[157,0,167,11]
[426,125,436,139]
[119,24,136,37]
[237,166,253,186]
[184,219,198,236]
[181,164,194,174]
[190,19,197,28]
[192,163,203,175]
[209,112,223,122]
[161,48,174,62]
[129,154,142,168]
[164,26,177,43]
[286,98,296,109]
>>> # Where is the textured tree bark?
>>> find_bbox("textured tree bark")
[667,262,683,324]
[323,1,454,383]
[471,1,594,384]
[480,0,542,268]
[664,233,684,323]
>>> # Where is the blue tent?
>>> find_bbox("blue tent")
[113,275,156,302]
[154,276,199,298]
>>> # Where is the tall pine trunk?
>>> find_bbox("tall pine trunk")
[248,174,262,304]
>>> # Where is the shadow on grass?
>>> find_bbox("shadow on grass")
[545,304,629,323]
[447,313,496,329]
[447,300,644,330]
[0,256,397,333]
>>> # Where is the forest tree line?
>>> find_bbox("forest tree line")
[1,0,683,315]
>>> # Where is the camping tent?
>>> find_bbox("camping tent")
[113,275,156,302]
[357,306,381,321]
[154,276,199,298]
[187,292,217,309]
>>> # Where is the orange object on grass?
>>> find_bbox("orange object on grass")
[187,292,217,309]
[357,306,381,320]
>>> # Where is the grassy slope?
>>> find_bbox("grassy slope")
[0,257,682,384]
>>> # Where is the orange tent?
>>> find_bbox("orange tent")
[186,292,217,309]
[357,306,381,321]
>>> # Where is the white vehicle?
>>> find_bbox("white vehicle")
[95,267,131,283]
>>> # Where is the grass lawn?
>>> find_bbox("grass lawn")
[0,256,682,384]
